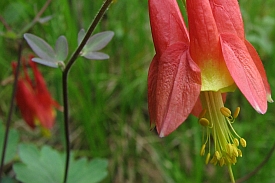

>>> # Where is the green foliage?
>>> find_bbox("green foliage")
[0,0,275,182]
[78,30,114,60]
[0,123,19,164]
[24,33,68,67]
[13,144,108,183]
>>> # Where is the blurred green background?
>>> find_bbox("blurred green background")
[1,0,275,182]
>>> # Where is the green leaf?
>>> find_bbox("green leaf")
[13,144,108,183]
[24,33,55,61]
[69,158,108,183]
[1,177,17,183]
[83,52,109,60]
[84,31,114,52]
[32,58,58,68]
[55,36,68,62]
[38,16,53,24]
[78,29,86,45]
[0,123,19,164]
[79,30,114,60]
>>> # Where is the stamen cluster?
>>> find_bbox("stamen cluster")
[199,106,246,166]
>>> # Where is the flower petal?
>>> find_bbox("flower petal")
[220,34,267,113]
[29,61,57,129]
[15,80,38,129]
[245,40,273,102]
[149,0,189,54]
[209,0,245,40]
[148,43,201,137]
[187,0,220,61]
[187,0,235,91]
[148,55,158,130]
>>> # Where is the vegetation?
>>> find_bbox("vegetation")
[0,0,275,182]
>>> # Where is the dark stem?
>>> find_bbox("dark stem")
[62,0,113,182]
[236,140,275,183]
[0,1,52,180]
[0,40,23,181]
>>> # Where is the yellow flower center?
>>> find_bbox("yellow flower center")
[198,91,246,167]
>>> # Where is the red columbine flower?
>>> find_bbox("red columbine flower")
[148,0,272,180]
[12,55,62,135]
[187,0,272,167]
[148,0,201,137]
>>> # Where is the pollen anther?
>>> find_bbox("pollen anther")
[240,138,247,147]
[233,107,241,119]
[199,92,246,167]
[215,151,221,160]
[237,149,242,157]
[199,118,210,126]
[205,153,211,164]
[234,138,239,146]
[220,107,231,117]
[219,158,225,166]
[200,144,206,156]
[199,109,207,119]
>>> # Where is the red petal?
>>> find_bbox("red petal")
[30,61,58,129]
[148,43,201,137]
[15,80,38,129]
[149,0,189,54]
[29,61,49,94]
[245,40,272,102]
[148,55,158,129]
[209,0,245,40]
[187,0,220,62]
[191,98,203,117]
[220,34,267,113]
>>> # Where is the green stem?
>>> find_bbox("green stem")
[62,0,113,182]
[228,165,236,183]
[0,40,23,182]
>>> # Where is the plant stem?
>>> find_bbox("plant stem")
[0,16,12,31]
[0,40,23,182]
[18,0,52,36]
[62,0,113,182]
[0,1,52,180]
[228,165,235,183]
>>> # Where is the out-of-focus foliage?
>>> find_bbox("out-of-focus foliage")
[0,0,275,182]
[13,144,108,183]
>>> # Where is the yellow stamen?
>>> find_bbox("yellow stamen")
[200,144,206,156]
[237,149,242,157]
[234,138,239,146]
[220,107,231,117]
[205,152,211,164]
[198,91,246,172]
[215,151,221,160]
[219,157,225,167]
[199,118,210,126]
[199,109,207,119]
[233,107,241,119]
[240,138,247,147]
